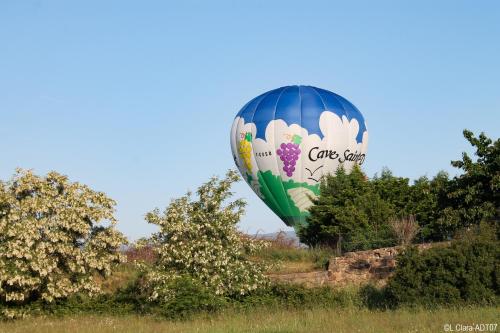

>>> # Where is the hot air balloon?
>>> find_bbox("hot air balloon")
[230,86,368,231]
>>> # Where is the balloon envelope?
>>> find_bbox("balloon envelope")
[230,86,368,231]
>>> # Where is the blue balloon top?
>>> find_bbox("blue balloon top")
[236,86,367,143]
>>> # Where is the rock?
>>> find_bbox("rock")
[349,259,371,270]
[344,252,356,258]
[270,243,448,287]
[269,242,448,288]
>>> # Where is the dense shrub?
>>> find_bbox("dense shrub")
[0,169,126,318]
[231,283,362,310]
[359,284,392,309]
[385,237,499,306]
[150,276,227,320]
[4,280,366,320]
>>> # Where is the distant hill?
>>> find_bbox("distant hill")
[256,230,297,240]
[250,230,306,247]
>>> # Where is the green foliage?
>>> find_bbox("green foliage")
[412,172,452,240]
[359,284,393,309]
[150,276,227,320]
[299,166,396,251]
[371,168,454,242]
[0,289,138,320]
[385,237,499,307]
[300,130,499,246]
[41,293,135,317]
[372,168,412,215]
[444,130,500,231]
[416,130,499,240]
[373,130,499,241]
[0,280,365,320]
[231,283,362,310]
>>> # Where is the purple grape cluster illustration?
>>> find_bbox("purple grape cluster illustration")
[276,134,302,177]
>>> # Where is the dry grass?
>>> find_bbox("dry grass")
[252,231,334,274]
[94,263,138,294]
[389,215,420,246]
[1,306,497,333]
[272,261,317,274]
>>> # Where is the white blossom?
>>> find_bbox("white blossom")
[0,169,127,317]
[140,170,269,301]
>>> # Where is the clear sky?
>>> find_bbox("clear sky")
[1,1,499,240]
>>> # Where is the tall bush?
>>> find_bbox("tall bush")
[0,169,126,316]
[141,170,269,303]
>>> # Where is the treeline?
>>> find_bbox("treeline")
[299,130,499,252]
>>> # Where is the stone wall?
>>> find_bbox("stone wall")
[269,243,444,287]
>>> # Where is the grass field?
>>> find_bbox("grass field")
[1,306,497,333]
[2,236,497,332]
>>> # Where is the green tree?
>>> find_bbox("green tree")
[0,169,126,318]
[408,172,451,241]
[299,166,395,251]
[446,130,499,228]
[372,168,412,215]
[370,168,446,242]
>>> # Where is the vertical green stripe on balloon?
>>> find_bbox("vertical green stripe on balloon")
[254,172,286,218]
[257,170,319,226]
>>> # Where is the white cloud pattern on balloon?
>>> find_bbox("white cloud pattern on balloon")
[231,111,369,187]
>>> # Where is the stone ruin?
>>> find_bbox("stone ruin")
[269,243,441,287]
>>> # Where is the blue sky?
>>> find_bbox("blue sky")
[1,1,499,240]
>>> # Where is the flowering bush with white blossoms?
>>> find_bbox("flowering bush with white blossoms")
[0,169,127,312]
[142,170,269,302]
